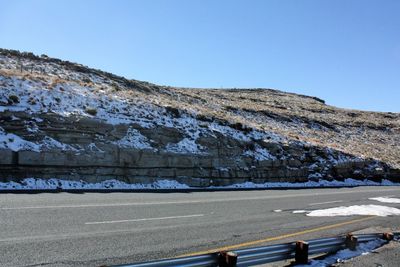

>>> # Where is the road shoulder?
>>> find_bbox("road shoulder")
[334,239,400,267]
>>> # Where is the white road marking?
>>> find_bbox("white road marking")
[308,200,343,206]
[2,188,400,210]
[85,214,205,225]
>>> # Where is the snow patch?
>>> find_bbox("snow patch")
[0,127,40,152]
[113,127,154,150]
[243,145,277,161]
[369,197,400,204]
[215,178,399,189]
[165,138,205,154]
[293,210,308,214]
[41,136,80,151]
[0,177,399,191]
[307,205,400,217]
[298,239,386,267]
[0,128,83,152]
[87,143,105,153]
[308,173,323,180]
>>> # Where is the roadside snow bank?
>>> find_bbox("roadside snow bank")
[0,178,190,190]
[369,197,400,204]
[217,178,399,188]
[298,239,386,267]
[0,178,398,190]
[306,205,400,217]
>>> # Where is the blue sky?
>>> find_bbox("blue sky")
[1,0,399,112]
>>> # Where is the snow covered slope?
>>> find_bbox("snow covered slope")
[0,48,399,187]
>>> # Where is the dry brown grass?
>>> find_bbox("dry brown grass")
[149,86,400,168]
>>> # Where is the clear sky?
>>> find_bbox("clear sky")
[1,0,399,112]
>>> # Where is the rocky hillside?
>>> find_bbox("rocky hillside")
[0,48,399,187]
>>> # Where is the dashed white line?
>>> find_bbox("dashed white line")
[308,200,343,206]
[85,214,205,225]
[2,188,400,210]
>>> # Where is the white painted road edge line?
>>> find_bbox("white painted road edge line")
[308,200,343,206]
[85,214,205,225]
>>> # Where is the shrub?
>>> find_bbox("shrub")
[28,97,36,105]
[245,142,255,151]
[165,106,180,118]
[111,82,121,92]
[229,122,252,134]
[8,95,19,104]
[196,114,214,122]
[85,108,97,116]
[82,77,91,83]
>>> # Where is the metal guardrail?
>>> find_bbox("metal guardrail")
[112,232,398,267]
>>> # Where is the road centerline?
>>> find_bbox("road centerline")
[85,213,205,225]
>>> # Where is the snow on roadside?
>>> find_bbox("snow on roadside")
[0,178,190,190]
[369,197,400,204]
[0,178,399,190]
[292,210,308,214]
[305,205,400,217]
[216,178,399,189]
[297,239,386,267]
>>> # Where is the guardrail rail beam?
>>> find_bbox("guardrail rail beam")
[111,232,399,267]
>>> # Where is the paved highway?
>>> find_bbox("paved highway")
[1,186,400,266]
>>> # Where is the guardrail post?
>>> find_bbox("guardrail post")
[345,233,358,251]
[295,240,309,264]
[218,251,237,267]
[383,232,394,241]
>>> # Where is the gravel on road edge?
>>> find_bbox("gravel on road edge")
[333,239,400,267]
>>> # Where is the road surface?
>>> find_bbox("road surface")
[1,186,400,266]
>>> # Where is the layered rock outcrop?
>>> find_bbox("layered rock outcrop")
[0,49,398,186]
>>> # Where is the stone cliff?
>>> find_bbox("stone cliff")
[0,49,399,187]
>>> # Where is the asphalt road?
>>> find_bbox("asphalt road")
[1,186,400,267]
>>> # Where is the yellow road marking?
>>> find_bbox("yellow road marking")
[179,216,375,257]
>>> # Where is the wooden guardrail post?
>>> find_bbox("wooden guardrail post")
[295,240,309,264]
[383,232,394,241]
[218,251,237,267]
[345,233,358,251]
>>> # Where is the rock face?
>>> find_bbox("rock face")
[0,48,399,186]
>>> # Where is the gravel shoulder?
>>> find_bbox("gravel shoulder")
[334,239,400,267]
